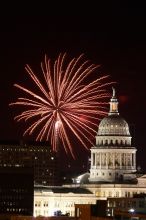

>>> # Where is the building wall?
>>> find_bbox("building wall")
[107,196,146,217]
[90,148,136,182]
[34,181,146,217]
[0,215,77,220]
[0,167,34,216]
[75,204,91,220]
[34,190,97,217]
[83,183,146,198]
[75,201,107,219]
[0,142,60,186]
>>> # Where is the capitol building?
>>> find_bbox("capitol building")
[34,88,146,217]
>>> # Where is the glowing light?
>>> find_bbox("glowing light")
[129,208,135,213]
[10,53,113,158]
[55,120,62,130]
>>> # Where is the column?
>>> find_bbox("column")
[91,152,93,166]
[134,153,136,169]
[100,153,102,168]
[106,153,108,169]
[120,153,122,169]
[131,153,133,168]
[124,153,126,168]
[93,153,95,166]
[95,152,97,167]
[113,153,115,168]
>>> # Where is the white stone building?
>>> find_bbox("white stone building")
[34,88,146,217]
[89,87,137,182]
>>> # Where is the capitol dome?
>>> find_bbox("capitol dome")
[98,115,130,136]
[89,88,136,183]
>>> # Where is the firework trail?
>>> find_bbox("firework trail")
[10,53,113,158]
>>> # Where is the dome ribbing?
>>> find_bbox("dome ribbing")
[98,115,130,136]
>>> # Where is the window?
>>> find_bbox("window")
[44,202,48,207]
[108,191,112,197]
[102,191,105,197]
[139,200,145,208]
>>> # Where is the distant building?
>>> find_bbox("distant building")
[0,142,60,186]
[0,167,33,215]
[34,185,95,217]
[107,195,146,217]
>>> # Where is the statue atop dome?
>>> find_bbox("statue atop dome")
[112,87,116,97]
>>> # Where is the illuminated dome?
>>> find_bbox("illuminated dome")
[98,115,130,136]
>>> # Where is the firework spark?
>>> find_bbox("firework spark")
[10,53,113,158]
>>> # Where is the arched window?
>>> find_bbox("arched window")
[105,140,108,145]
[115,140,118,145]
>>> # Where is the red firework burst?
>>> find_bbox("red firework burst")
[10,53,113,158]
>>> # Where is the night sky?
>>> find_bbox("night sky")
[1,7,146,172]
